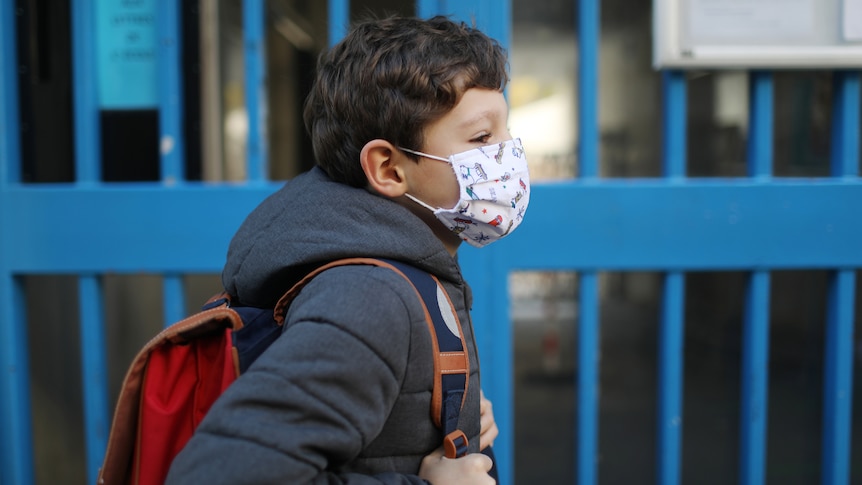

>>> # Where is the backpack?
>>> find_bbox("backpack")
[96,257,471,485]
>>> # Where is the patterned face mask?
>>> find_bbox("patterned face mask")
[400,138,530,248]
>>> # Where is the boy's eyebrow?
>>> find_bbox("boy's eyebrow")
[458,110,501,129]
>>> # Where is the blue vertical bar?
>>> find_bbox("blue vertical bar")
[74,4,107,478]
[328,0,350,47]
[492,263,514,485]
[657,69,686,485]
[80,275,109,485]
[428,4,512,482]
[163,274,186,326]
[740,69,773,485]
[416,1,512,88]
[1,4,34,484]
[426,0,510,46]
[577,0,599,179]
[461,249,514,485]
[0,274,33,485]
[577,0,600,482]
[821,270,856,485]
[488,0,511,58]
[746,72,773,179]
[658,272,685,485]
[830,71,860,178]
[578,272,600,485]
[739,271,770,485]
[0,0,21,184]
[73,0,101,183]
[244,0,268,182]
[657,70,687,485]
[157,0,185,183]
[416,0,440,18]
[661,71,687,179]
[821,70,860,485]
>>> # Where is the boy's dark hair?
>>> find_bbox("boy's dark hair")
[303,15,509,187]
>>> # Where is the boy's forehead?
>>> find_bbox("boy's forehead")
[450,90,509,124]
[423,89,509,144]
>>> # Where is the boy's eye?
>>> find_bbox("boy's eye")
[472,133,492,144]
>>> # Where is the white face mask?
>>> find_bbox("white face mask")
[400,138,530,248]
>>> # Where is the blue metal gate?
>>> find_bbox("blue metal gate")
[461,1,860,484]
[0,1,284,483]
[1,1,860,484]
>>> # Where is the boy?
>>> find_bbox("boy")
[166,15,529,484]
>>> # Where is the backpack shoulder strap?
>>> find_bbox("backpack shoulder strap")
[273,257,471,458]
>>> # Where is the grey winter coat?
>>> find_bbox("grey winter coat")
[165,167,483,484]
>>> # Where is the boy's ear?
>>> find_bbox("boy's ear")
[360,139,409,197]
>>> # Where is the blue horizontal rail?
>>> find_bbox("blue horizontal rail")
[0,184,280,273]
[487,179,862,271]
[3,179,861,274]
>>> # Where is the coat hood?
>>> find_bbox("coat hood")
[222,167,463,307]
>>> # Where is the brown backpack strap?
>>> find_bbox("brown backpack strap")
[272,258,470,456]
[272,258,388,324]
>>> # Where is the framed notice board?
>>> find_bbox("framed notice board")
[653,0,862,68]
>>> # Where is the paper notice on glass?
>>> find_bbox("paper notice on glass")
[845,0,862,41]
[689,0,815,41]
[96,0,157,108]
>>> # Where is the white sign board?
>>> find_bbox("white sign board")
[654,0,862,68]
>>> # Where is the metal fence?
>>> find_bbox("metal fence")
[1,1,860,484]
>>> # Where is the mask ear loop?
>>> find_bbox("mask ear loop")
[398,147,451,164]
[397,147,459,212]
[403,193,441,212]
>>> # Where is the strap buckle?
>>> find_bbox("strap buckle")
[443,430,469,459]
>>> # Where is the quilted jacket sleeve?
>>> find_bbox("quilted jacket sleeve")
[165,265,435,484]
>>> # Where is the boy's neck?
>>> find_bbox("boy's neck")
[388,192,461,256]
[412,201,462,256]
[435,224,462,257]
